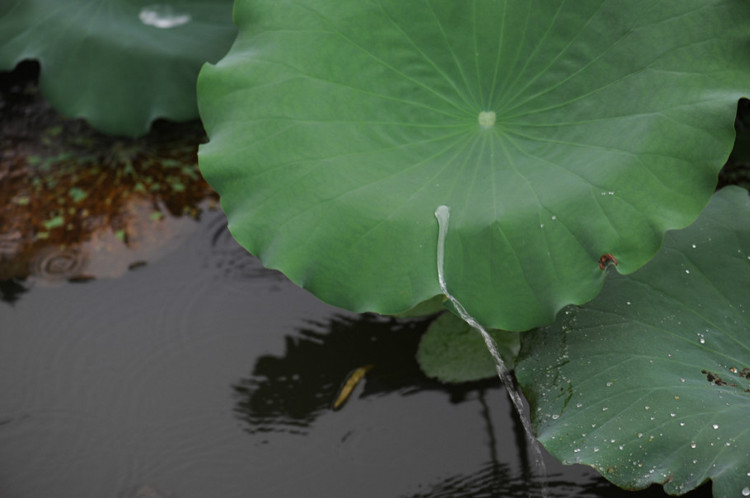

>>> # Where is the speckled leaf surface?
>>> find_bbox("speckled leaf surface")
[0,0,236,136]
[198,0,749,331]
[515,187,750,498]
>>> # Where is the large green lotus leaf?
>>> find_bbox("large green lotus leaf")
[0,0,237,136]
[198,0,749,331]
[515,187,750,497]
[417,312,520,383]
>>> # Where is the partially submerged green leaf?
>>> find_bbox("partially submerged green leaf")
[0,0,237,136]
[198,0,749,331]
[418,312,520,383]
[515,187,750,497]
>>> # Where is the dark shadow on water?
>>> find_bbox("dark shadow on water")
[0,278,28,305]
[232,313,493,435]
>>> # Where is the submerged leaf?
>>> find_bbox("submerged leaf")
[417,312,520,383]
[515,187,750,497]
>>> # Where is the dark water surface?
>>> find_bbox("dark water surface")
[0,208,713,498]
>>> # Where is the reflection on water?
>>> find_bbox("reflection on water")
[0,61,217,296]
[233,314,492,436]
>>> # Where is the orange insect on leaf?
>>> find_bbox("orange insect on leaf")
[598,253,618,270]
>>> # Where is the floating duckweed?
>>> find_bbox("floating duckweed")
[68,187,88,202]
[43,216,64,230]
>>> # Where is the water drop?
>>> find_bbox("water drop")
[602,407,608,411]
[742,487,750,496]
[551,414,559,420]
[606,381,614,387]
[680,422,685,427]
[690,442,697,449]
[551,215,557,220]
[593,447,599,453]
[576,402,583,408]
[712,424,719,430]
[680,378,686,383]
[685,269,690,274]
[626,301,631,305]
[139,4,191,28]
[644,406,650,410]
[691,244,696,248]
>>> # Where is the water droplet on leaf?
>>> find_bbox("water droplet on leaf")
[139,4,191,28]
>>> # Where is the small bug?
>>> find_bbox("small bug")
[332,364,373,410]
[598,253,618,270]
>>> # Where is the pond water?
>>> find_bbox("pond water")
[0,63,714,498]
[0,210,714,498]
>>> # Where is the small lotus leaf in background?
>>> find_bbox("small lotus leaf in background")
[0,0,237,136]
[198,0,748,331]
[515,187,750,498]
[417,312,520,383]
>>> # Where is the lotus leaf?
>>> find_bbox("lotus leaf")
[198,0,749,330]
[515,187,750,498]
[0,0,237,136]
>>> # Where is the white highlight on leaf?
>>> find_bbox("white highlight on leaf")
[139,4,191,29]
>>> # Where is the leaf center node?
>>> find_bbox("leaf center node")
[478,111,496,129]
